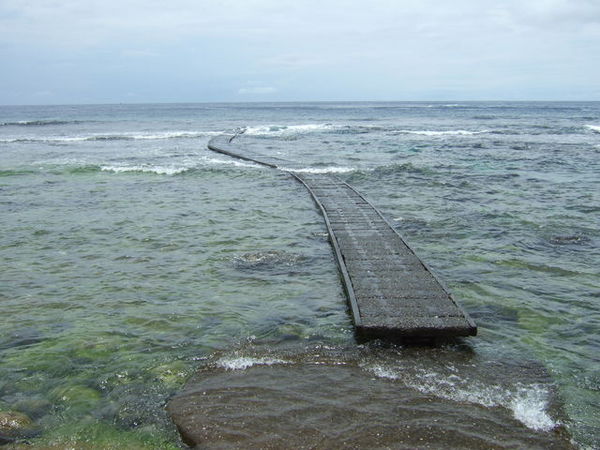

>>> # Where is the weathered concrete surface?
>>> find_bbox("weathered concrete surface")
[208,134,476,339]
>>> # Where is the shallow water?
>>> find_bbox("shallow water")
[1,102,598,448]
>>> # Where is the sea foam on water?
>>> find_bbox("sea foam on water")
[367,364,558,432]
[215,356,289,370]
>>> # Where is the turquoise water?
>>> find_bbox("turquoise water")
[1,102,599,448]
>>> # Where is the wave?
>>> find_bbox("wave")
[283,166,358,174]
[215,356,289,370]
[367,365,558,432]
[232,124,490,138]
[100,156,262,175]
[585,124,600,133]
[100,165,191,175]
[201,156,262,169]
[5,154,264,178]
[392,129,489,136]
[244,124,335,136]
[0,119,84,127]
[0,130,221,144]
[0,169,38,177]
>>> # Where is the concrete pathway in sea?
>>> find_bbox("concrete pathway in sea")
[208,134,476,340]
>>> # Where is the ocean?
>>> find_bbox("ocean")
[1,102,598,448]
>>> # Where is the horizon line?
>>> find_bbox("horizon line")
[2,99,600,108]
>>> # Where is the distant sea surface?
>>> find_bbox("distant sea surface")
[1,102,598,448]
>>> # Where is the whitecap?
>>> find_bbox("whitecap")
[585,124,600,133]
[244,123,334,136]
[366,365,558,432]
[100,165,189,175]
[201,156,262,169]
[215,356,289,371]
[283,166,358,174]
[393,129,489,136]
[0,138,28,143]
[0,119,82,126]
[510,385,557,432]
[1,130,221,144]
[120,131,221,140]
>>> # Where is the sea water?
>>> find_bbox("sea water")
[0,102,598,448]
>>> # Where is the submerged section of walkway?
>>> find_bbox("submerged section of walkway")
[208,135,476,339]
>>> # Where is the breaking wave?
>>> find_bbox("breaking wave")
[200,156,262,169]
[282,166,358,174]
[100,165,191,175]
[392,129,489,136]
[366,364,558,432]
[0,119,84,127]
[585,124,600,133]
[215,356,289,370]
[223,124,494,138]
[101,157,261,175]
[244,124,335,136]
[0,130,221,144]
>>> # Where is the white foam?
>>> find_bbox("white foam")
[585,124,600,133]
[215,356,288,370]
[510,386,557,432]
[121,131,221,140]
[100,165,189,175]
[244,123,334,136]
[201,156,262,169]
[366,365,558,432]
[281,166,358,174]
[0,131,220,144]
[369,365,400,380]
[394,129,488,136]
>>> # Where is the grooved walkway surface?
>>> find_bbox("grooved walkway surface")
[209,135,476,339]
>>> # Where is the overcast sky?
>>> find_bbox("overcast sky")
[1,0,599,104]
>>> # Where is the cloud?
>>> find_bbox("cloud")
[0,0,599,103]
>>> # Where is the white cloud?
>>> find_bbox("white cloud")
[0,0,599,102]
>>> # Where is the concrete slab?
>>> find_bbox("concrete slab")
[208,134,476,340]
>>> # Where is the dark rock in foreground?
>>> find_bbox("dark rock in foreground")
[167,353,572,449]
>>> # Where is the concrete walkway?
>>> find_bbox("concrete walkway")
[208,134,476,340]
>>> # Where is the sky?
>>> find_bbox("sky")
[1,0,599,104]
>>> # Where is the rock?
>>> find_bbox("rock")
[12,396,52,419]
[0,410,36,439]
[49,385,102,414]
[107,383,173,431]
[149,361,189,387]
[167,349,574,449]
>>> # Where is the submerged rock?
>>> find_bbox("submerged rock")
[0,410,37,441]
[107,383,175,432]
[167,346,574,449]
[49,385,102,415]
[0,411,33,433]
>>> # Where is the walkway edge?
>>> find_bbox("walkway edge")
[207,134,477,340]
